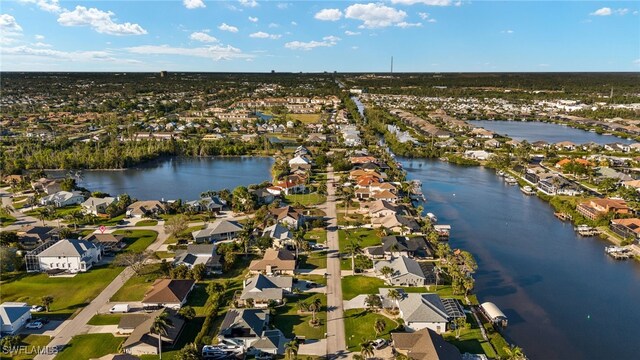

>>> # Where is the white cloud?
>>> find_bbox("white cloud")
[396,21,422,28]
[2,45,140,63]
[126,44,252,61]
[35,34,45,40]
[218,23,239,32]
[616,8,629,16]
[268,23,279,28]
[277,3,289,9]
[427,18,437,23]
[239,0,258,8]
[345,3,407,28]
[248,16,259,22]
[0,14,23,33]
[58,6,147,36]
[285,35,340,50]
[501,29,514,34]
[345,30,361,36]
[32,42,52,47]
[315,8,343,21]
[418,12,429,20]
[183,0,205,9]
[19,0,62,13]
[190,31,218,43]
[291,21,297,26]
[591,7,612,16]
[249,31,281,39]
[391,0,452,5]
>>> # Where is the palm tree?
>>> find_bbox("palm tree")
[152,311,173,359]
[285,340,299,360]
[292,227,306,258]
[240,219,255,257]
[503,345,526,360]
[41,295,53,312]
[454,316,466,339]
[360,339,375,359]
[309,297,322,325]
[365,294,381,311]
[374,318,386,336]
[344,238,362,273]
[0,204,14,217]
[387,289,402,311]
[380,266,394,279]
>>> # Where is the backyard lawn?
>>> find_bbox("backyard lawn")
[343,309,398,351]
[338,228,382,252]
[87,314,123,325]
[0,265,123,315]
[113,229,158,252]
[285,193,326,206]
[56,334,124,360]
[298,251,327,270]
[111,263,162,301]
[341,276,385,300]
[165,225,205,244]
[272,292,327,340]
[0,335,51,360]
[443,314,498,358]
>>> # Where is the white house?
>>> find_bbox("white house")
[288,155,312,167]
[35,239,101,273]
[262,223,294,248]
[464,150,492,161]
[40,191,84,208]
[0,302,32,335]
[381,291,450,334]
[81,197,116,215]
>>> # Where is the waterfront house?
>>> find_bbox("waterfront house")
[366,236,433,259]
[82,196,116,215]
[249,248,296,275]
[555,158,593,169]
[596,167,633,182]
[374,256,431,287]
[126,200,166,218]
[555,141,577,151]
[84,233,124,253]
[238,274,293,308]
[382,291,450,333]
[121,309,184,356]
[192,219,243,243]
[391,328,462,360]
[141,279,195,310]
[464,150,492,161]
[372,214,420,234]
[577,198,630,220]
[40,191,84,208]
[262,223,294,248]
[250,187,277,205]
[31,178,63,194]
[610,218,640,242]
[0,302,31,335]
[35,239,101,273]
[368,200,401,218]
[470,128,495,139]
[268,206,305,229]
[173,244,222,274]
[267,177,306,196]
[185,196,226,213]
[288,155,312,167]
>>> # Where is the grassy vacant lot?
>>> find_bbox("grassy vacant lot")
[0,335,51,360]
[338,228,382,252]
[298,251,327,270]
[285,193,326,206]
[56,334,124,360]
[304,228,327,244]
[290,113,322,124]
[0,265,123,315]
[342,276,386,300]
[343,309,398,351]
[113,229,158,252]
[135,219,158,226]
[272,292,327,340]
[111,263,162,301]
[87,314,123,325]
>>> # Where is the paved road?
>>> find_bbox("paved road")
[324,167,348,359]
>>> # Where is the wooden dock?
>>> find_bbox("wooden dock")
[554,212,573,221]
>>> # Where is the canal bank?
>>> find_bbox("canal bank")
[402,157,640,360]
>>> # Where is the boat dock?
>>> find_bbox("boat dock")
[409,179,426,201]
[554,212,573,221]
[605,246,634,260]
[575,225,600,236]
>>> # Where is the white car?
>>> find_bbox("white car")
[30,305,44,312]
[372,338,387,349]
[26,321,44,329]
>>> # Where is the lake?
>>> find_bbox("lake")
[402,158,640,360]
[470,120,635,145]
[50,156,274,200]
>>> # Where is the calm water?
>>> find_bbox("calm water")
[402,158,640,360]
[470,120,635,145]
[50,156,273,200]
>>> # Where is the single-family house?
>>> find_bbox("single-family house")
[385,291,450,333]
[218,309,270,349]
[268,206,304,229]
[366,236,433,259]
[0,302,31,335]
[31,178,62,194]
[126,201,166,218]
[250,188,277,205]
[35,239,101,273]
[577,198,630,220]
[16,226,59,248]
[610,218,640,241]
[374,256,431,287]
[141,279,196,310]
[262,223,294,248]
[238,274,293,308]
[249,248,296,275]
[372,214,420,234]
[464,150,492,161]
[173,244,222,274]
[82,197,116,215]
[192,219,243,243]
[121,309,185,356]
[185,197,226,213]
[84,233,124,253]
[40,191,84,208]
[391,328,462,360]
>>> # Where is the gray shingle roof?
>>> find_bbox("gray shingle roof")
[38,239,98,258]
[396,293,449,323]
[219,309,269,338]
[193,220,242,238]
[375,256,426,279]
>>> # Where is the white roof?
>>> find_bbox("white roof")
[481,302,507,320]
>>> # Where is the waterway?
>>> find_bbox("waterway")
[470,120,635,145]
[49,156,274,201]
[402,158,640,360]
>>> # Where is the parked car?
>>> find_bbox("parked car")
[372,338,387,349]
[305,282,318,289]
[33,317,50,324]
[26,321,43,329]
[30,305,44,312]
[109,304,130,313]
[255,352,274,360]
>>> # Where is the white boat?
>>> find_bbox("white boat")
[427,212,438,223]
[520,186,535,195]
[504,176,517,185]
[497,170,505,177]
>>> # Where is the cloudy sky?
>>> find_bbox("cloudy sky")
[1,0,639,72]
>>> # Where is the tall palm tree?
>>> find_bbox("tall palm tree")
[503,345,526,360]
[344,238,362,273]
[380,266,394,279]
[387,289,402,311]
[152,311,173,359]
[309,297,322,325]
[374,318,386,336]
[240,219,255,258]
[360,339,375,359]
[285,340,299,360]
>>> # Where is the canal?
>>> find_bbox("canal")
[402,158,640,360]
[50,156,274,201]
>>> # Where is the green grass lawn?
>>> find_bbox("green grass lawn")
[0,265,123,315]
[272,293,327,340]
[443,314,498,358]
[285,193,327,206]
[56,334,124,360]
[135,219,158,226]
[0,335,51,360]
[342,276,386,300]
[298,251,327,270]
[338,228,382,252]
[0,213,17,226]
[87,314,123,325]
[165,225,205,244]
[296,274,327,287]
[290,113,322,124]
[343,309,398,351]
[155,251,175,259]
[111,263,162,301]
[113,229,158,252]
[304,228,327,244]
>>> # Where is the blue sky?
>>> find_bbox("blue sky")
[1,0,639,72]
